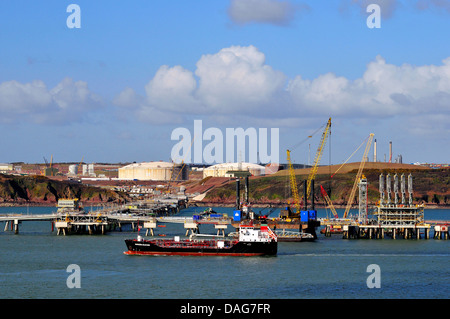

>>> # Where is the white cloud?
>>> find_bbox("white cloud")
[0,80,52,120]
[113,79,186,125]
[114,45,288,123]
[287,55,450,122]
[194,45,286,114]
[0,77,103,124]
[115,46,450,134]
[227,0,300,26]
[50,78,102,112]
[145,65,201,113]
[111,87,141,109]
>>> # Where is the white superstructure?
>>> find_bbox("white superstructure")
[238,225,277,242]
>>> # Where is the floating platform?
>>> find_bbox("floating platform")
[273,230,315,242]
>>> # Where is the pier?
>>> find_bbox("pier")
[1,192,448,240]
[0,197,187,235]
[321,173,450,240]
[318,217,449,239]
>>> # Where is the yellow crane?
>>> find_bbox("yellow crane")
[166,160,187,194]
[286,149,301,214]
[320,185,338,219]
[343,133,374,218]
[78,156,84,176]
[166,135,195,194]
[285,118,331,214]
[50,155,53,176]
[306,117,332,199]
[42,155,54,176]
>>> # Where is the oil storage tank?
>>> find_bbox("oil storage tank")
[118,161,188,181]
[202,162,265,178]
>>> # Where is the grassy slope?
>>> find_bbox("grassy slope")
[203,163,450,206]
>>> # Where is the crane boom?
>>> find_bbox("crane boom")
[167,135,195,193]
[343,133,374,218]
[50,154,54,176]
[320,185,338,219]
[78,156,84,176]
[306,118,331,199]
[286,149,300,214]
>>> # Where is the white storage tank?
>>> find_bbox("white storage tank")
[118,161,188,181]
[202,162,265,178]
[68,164,78,175]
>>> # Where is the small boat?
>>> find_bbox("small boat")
[320,224,344,235]
[124,224,277,256]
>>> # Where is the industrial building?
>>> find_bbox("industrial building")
[0,163,13,173]
[202,162,265,178]
[68,164,79,175]
[118,161,188,181]
[43,167,59,176]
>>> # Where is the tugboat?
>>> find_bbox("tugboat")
[124,224,277,256]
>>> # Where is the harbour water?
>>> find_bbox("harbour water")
[0,206,448,299]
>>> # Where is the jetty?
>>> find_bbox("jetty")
[321,174,450,240]
[0,197,187,235]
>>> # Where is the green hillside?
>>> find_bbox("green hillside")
[203,167,450,207]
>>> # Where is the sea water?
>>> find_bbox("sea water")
[0,206,448,299]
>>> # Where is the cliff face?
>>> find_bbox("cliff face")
[0,174,128,205]
[201,168,450,207]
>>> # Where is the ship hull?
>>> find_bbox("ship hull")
[124,239,277,256]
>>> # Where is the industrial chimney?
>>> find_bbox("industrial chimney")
[373,139,377,162]
[389,141,392,163]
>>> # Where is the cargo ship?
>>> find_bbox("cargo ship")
[124,224,277,256]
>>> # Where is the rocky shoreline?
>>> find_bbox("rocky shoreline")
[1,200,449,210]
[1,165,449,210]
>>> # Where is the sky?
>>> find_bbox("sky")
[0,0,449,165]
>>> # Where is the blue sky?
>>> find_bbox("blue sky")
[0,0,449,165]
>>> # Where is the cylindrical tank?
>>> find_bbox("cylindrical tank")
[68,164,78,175]
[118,161,188,181]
